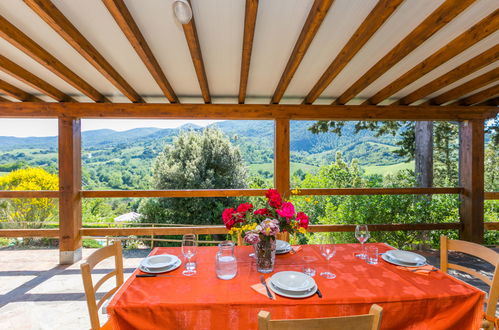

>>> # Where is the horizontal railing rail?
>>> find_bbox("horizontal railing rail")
[485,192,499,200]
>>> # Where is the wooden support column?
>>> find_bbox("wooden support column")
[58,117,82,264]
[274,119,290,198]
[459,119,484,243]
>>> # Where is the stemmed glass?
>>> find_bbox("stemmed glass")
[355,225,370,259]
[182,234,197,276]
[319,235,336,279]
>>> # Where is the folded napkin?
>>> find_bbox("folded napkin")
[251,278,276,300]
[396,264,437,275]
[289,246,302,254]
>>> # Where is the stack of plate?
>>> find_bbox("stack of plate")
[381,250,427,267]
[139,254,181,274]
[276,240,292,255]
[269,271,317,298]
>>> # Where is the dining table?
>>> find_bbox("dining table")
[107,243,485,330]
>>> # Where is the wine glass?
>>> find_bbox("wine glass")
[182,234,197,276]
[319,235,336,279]
[355,225,370,259]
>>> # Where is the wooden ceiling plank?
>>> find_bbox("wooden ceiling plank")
[271,0,334,104]
[475,96,499,106]
[0,95,12,102]
[182,0,211,104]
[0,54,75,102]
[0,103,496,121]
[365,9,499,105]
[0,15,108,102]
[332,0,476,105]
[449,84,499,106]
[24,0,142,103]
[238,0,259,104]
[303,0,403,104]
[427,67,499,105]
[101,0,178,103]
[0,78,43,102]
[395,45,499,105]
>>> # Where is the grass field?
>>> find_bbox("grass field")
[363,161,414,176]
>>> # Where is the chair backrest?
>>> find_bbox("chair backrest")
[80,241,124,330]
[258,304,383,330]
[440,235,499,320]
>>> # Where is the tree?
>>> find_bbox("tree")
[139,128,248,225]
[0,168,58,229]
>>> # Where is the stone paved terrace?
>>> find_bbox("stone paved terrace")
[0,246,497,330]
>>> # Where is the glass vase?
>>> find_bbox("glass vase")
[254,238,276,273]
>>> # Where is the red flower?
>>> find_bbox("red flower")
[222,208,236,229]
[276,202,295,219]
[265,189,282,208]
[296,212,309,229]
[236,203,253,214]
[254,208,270,216]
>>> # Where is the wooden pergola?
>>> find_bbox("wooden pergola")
[0,0,497,264]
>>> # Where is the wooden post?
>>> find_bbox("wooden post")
[274,119,290,198]
[458,119,484,243]
[58,117,82,264]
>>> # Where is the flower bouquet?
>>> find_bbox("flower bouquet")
[222,189,309,273]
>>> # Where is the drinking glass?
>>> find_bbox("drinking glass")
[355,225,370,259]
[182,234,197,276]
[319,235,336,279]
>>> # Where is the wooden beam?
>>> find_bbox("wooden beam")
[0,54,75,102]
[238,0,259,104]
[293,187,462,196]
[450,84,499,106]
[0,78,43,102]
[395,45,499,105]
[182,1,211,103]
[274,119,290,197]
[101,0,178,103]
[271,0,334,104]
[365,9,499,105]
[0,190,59,198]
[333,0,476,105]
[58,117,82,264]
[0,229,59,238]
[475,97,499,106]
[82,189,267,198]
[459,119,484,243]
[303,0,403,104]
[24,0,142,103]
[0,15,108,102]
[0,95,11,102]
[425,68,499,105]
[0,103,496,120]
[485,192,499,200]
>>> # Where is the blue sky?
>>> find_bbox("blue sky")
[0,119,220,137]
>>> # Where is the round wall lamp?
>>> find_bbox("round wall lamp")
[173,0,192,24]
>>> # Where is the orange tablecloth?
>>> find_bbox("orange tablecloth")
[108,243,484,330]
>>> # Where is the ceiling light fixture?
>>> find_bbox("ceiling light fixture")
[172,0,192,24]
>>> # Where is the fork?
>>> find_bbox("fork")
[410,268,438,272]
[260,275,273,299]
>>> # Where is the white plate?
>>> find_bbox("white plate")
[276,247,292,255]
[269,281,317,299]
[270,271,315,292]
[381,254,426,267]
[139,257,181,274]
[141,254,178,269]
[276,240,290,251]
[384,250,426,265]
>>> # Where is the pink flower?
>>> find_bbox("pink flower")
[254,208,270,216]
[296,212,309,229]
[244,232,260,245]
[265,189,282,208]
[276,202,295,219]
[260,218,280,236]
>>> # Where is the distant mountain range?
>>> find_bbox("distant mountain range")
[0,120,404,166]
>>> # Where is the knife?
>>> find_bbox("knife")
[316,287,322,298]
